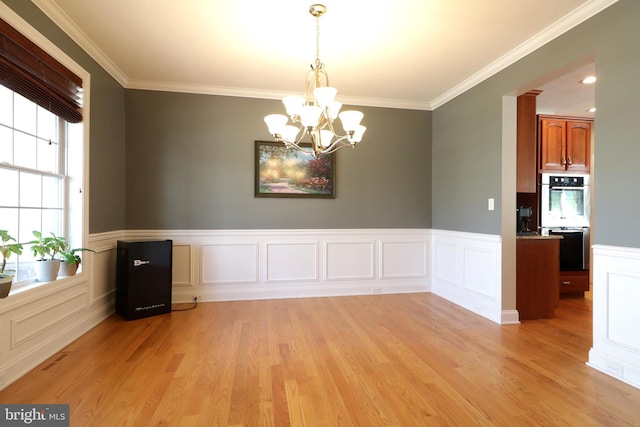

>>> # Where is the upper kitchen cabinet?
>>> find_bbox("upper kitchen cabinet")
[538,115,593,172]
[517,91,541,193]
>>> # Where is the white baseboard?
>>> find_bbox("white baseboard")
[588,348,640,389]
[588,244,640,389]
[500,309,521,324]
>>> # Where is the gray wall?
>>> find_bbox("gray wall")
[590,0,640,248]
[124,90,432,229]
[432,90,504,234]
[4,1,430,233]
[8,0,640,248]
[3,0,127,234]
[432,0,640,248]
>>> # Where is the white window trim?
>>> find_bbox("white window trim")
[0,3,91,298]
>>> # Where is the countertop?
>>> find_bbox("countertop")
[516,234,563,240]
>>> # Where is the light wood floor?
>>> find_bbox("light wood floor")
[2,293,640,426]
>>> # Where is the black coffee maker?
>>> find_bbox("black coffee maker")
[517,206,534,235]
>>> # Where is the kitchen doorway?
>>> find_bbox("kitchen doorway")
[517,59,596,311]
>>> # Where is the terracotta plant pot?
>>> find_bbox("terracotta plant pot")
[0,275,12,298]
[59,261,79,277]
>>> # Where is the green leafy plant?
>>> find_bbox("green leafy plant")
[60,244,94,265]
[28,231,67,261]
[1,230,23,277]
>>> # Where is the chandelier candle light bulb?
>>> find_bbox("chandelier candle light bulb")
[264,4,366,157]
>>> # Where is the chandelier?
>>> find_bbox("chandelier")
[264,4,366,158]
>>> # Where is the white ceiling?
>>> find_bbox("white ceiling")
[536,62,596,118]
[30,0,613,112]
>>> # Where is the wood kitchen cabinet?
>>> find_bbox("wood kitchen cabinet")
[559,270,589,297]
[517,91,541,193]
[538,115,592,172]
[516,237,560,320]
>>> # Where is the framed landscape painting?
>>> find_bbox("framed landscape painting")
[255,141,336,198]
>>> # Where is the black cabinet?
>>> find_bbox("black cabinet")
[116,240,173,320]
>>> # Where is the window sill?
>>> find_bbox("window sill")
[7,278,43,295]
[0,272,88,313]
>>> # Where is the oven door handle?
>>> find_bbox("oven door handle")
[548,186,585,190]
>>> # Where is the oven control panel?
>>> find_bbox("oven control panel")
[549,175,584,187]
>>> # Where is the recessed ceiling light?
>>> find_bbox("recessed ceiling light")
[581,76,597,84]
[588,107,596,113]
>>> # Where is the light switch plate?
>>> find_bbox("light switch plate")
[488,198,495,211]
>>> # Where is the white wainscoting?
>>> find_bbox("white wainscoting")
[0,230,117,390]
[588,245,640,389]
[430,229,505,324]
[119,229,430,303]
[7,228,640,392]
[0,227,493,391]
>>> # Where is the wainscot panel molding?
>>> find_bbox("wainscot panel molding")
[265,241,319,283]
[588,245,640,390]
[121,229,431,303]
[430,229,506,324]
[201,242,258,285]
[0,229,118,389]
[381,241,429,279]
[325,241,375,281]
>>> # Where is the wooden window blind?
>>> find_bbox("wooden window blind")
[0,17,82,123]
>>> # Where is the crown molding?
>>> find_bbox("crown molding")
[127,78,433,110]
[30,0,618,111]
[30,0,128,86]
[430,0,619,109]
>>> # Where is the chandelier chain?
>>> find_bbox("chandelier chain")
[315,13,321,65]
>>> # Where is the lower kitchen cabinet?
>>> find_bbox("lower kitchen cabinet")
[516,237,560,320]
[559,270,589,297]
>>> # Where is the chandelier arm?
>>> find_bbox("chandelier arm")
[286,111,354,144]
[316,139,355,155]
[305,71,313,104]
[306,65,330,104]
[295,126,310,147]
[286,142,315,156]
[277,134,355,157]
[315,66,321,90]
[291,140,350,157]
[317,67,329,88]
[323,115,336,132]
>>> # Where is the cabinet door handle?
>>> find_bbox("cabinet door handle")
[567,157,572,166]
[562,281,572,285]
[561,157,566,166]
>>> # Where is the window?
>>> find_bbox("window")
[0,85,83,284]
[0,15,85,290]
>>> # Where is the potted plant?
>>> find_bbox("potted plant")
[28,231,66,282]
[59,243,94,277]
[1,230,23,298]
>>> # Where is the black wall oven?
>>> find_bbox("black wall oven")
[544,227,590,271]
[540,173,591,271]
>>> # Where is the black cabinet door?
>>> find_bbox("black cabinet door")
[549,230,584,271]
